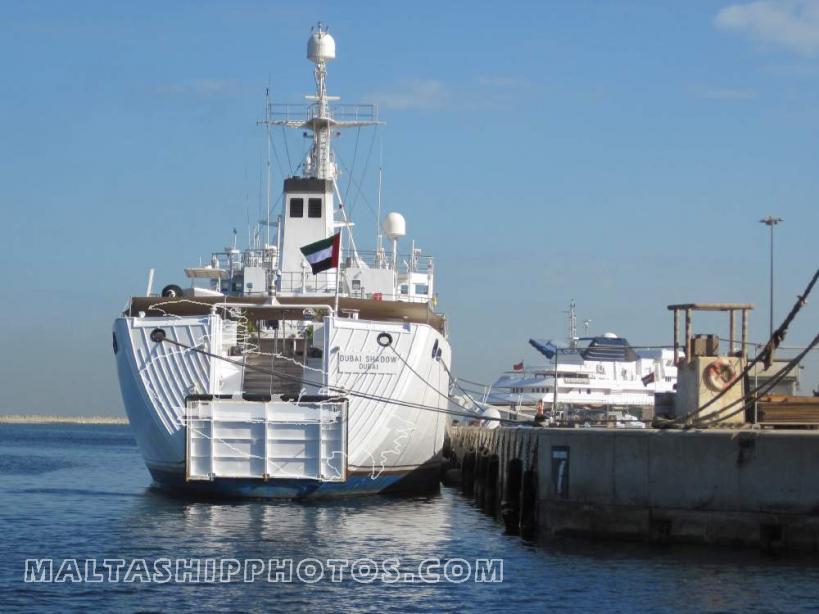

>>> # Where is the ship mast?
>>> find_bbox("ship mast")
[258,24,382,181]
[305,23,337,180]
[257,24,384,281]
[265,87,272,246]
[566,299,577,349]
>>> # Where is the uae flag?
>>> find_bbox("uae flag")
[300,233,340,274]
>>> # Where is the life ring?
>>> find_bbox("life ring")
[703,358,737,391]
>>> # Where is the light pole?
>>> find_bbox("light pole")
[759,216,783,339]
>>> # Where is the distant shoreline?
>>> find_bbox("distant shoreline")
[0,414,129,425]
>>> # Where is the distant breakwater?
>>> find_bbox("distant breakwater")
[0,414,128,425]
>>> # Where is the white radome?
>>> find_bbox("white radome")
[383,212,406,241]
[480,406,501,429]
[308,30,336,63]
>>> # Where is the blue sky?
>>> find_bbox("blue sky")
[1,1,818,415]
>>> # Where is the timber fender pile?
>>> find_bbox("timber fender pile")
[444,426,819,552]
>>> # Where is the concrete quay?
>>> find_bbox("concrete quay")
[445,425,819,552]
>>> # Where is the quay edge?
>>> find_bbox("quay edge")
[445,425,819,552]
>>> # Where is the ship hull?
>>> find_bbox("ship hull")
[113,312,449,499]
[146,463,441,499]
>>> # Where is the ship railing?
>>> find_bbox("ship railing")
[267,103,379,124]
[275,271,432,305]
[344,250,434,274]
[562,377,593,385]
[202,249,433,276]
[278,271,338,295]
[209,249,276,269]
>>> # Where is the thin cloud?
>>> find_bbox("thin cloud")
[715,0,819,56]
[475,75,535,89]
[762,61,819,75]
[365,79,449,110]
[365,75,536,112]
[695,86,758,100]
[154,79,240,97]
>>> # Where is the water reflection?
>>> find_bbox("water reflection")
[122,489,460,563]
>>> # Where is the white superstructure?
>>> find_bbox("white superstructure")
[113,25,451,498]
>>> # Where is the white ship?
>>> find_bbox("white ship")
[487,338,676,408]
[484,309,678,420]
[113,26,451,498]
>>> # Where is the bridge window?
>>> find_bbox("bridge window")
[290,198,304,218]
[308,198,322,218]
[415,283,429,295]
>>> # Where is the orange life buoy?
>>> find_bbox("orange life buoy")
[703,358,737,391]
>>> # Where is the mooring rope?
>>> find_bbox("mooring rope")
[148,329,524,424]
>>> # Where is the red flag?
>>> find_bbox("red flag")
[513,361,524,371]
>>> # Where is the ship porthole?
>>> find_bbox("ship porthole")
[377,332,393,347]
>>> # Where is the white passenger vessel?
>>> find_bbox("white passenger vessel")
[113,26,450,498]
[486,332,678,420]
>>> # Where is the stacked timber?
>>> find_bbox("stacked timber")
[757,395,819,426]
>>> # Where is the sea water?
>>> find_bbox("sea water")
[1,423,819,612]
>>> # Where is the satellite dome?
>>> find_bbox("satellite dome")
[383,212,406,241]
[603,332,618,339]
[307,27,336,64]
